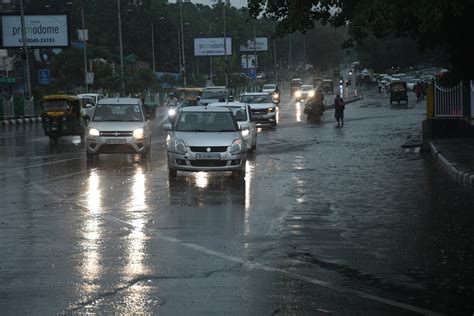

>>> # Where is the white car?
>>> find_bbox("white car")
[85,98,152,160]
[77,93,105,118]
[294,84,315,102]
[163,106,247,178]
[198,88,230,106]
[240,92,277,127]
[208,102,257,152]
[261,84,277,93]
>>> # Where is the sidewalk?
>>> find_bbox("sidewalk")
[429,138,474,187]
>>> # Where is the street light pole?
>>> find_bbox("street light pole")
[19,0,31,98]
[117,0,125,95]
[81,8,88,92]
[179,0,186,87]
[253,20,257,83]
[151,22,156,73]
[223,1,228,88]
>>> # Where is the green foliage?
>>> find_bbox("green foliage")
[248,0,474,79]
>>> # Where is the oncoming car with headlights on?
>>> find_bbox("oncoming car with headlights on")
[240,92,277,127]
[163,106,247,179]
[85,98,152,160]
[295,84,315,102]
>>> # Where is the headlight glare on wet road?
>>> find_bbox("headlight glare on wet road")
[133,128,144,139]
[89,128,100,137]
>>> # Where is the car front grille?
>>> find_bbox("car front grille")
[190,160,228,167]
[100,131,133,137]
[251,108,271,115]
[190,146,228,153]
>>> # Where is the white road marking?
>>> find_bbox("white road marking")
[23,173,443,316]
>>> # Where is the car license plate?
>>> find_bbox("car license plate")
[196,153,220,160]
[106,139,126,144]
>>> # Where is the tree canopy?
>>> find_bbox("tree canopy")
[248,0,474,79]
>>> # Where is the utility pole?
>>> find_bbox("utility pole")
[81,8,88,92]
[151,22,156,73]
[179,0,186,87]
[253,20,257,82]
[223,1,228,88]
[19,0,31,98]
[273,22,277,84]
[117,0,125,95]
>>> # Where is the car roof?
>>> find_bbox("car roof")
[240,92,269,96]
[204,86,227,90]
[98,97,142,105]
[208,102,246,108]
[78,93,103,97]
[301,85,313,88]
[180,105,231,112]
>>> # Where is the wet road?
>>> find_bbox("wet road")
[1,88,473,315]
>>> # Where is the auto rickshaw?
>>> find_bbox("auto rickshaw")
[389,81,408,104]
[41,94,87,144]
[176,87,204,106]
[322,79,334,94]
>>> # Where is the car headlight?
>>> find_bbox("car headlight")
[273,93,279,99]
[230,139,242,154]
[241,128,250,137]
[268,107,275,113]
[309,91,315,97]
[168,108,176,117]
[133,128,145,139]
[169,138,187,154]
[89,128,100,137]
[295,91,301,98]
[166,134,171,146]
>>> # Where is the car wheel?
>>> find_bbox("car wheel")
[271,121,277,128]
[168,168,177,179]
[86,152,94,160]
[252,139,257,151]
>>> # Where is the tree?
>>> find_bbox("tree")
[248,0,474,79]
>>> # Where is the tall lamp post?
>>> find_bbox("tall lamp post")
[81,8,88,92]
[223,1,228,88]
[117,0,125,95]
[179,0,186,87]
[19,0,31,98]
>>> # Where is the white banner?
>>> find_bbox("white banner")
[239,37,268,52]
[241,55,257,69]
[2,15,69,47]
[194,37,232,56]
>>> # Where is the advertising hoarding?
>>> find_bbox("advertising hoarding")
[1,15,69,47]
[194,37,232,56]
[239,37,268,52]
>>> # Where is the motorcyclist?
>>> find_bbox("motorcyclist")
[304,89,325,123]
[272,86,281,104]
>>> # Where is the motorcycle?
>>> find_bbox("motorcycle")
[271,91,280,106]
[303,99,325,123]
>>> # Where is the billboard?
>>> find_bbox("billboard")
[241,54,257,69]
[1,15,69,47]
[240,37,268,52]
[194,37,232,56]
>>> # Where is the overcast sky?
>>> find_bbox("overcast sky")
[170,0,248,8]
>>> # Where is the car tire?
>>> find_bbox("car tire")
[168,168,177,179]
[252,139,257,151]
[86,152,94,160]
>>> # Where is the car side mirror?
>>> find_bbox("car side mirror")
[85,103,94,108]
[162,123,172,131]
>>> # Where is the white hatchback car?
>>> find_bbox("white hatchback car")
[85,98,152,160]
[208,102,257,152]
[163,106,247,179]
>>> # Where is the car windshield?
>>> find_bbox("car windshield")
[301,86,313,91]
[175,111,238,132]
[240,94,272,103]
[92,103,143,122]
[201,90,227,99]
[43,100,70,112]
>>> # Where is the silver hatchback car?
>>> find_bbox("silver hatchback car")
[85,98,152,160]
[164,106,247,178]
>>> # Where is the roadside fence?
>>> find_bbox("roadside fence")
[433,81,463,118]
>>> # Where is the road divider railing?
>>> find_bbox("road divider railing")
[1,96,42,126]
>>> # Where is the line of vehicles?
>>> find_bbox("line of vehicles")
[39,85,280,180]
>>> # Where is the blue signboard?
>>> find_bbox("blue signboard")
[39,69,50,85]
[247,68,256,80]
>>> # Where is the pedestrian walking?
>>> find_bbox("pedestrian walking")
[334,93,345,127]
[415,82,422,101]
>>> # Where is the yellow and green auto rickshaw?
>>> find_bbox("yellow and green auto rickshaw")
[41,94,87,144]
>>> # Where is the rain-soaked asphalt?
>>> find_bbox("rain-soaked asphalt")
[1,87,474,315]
